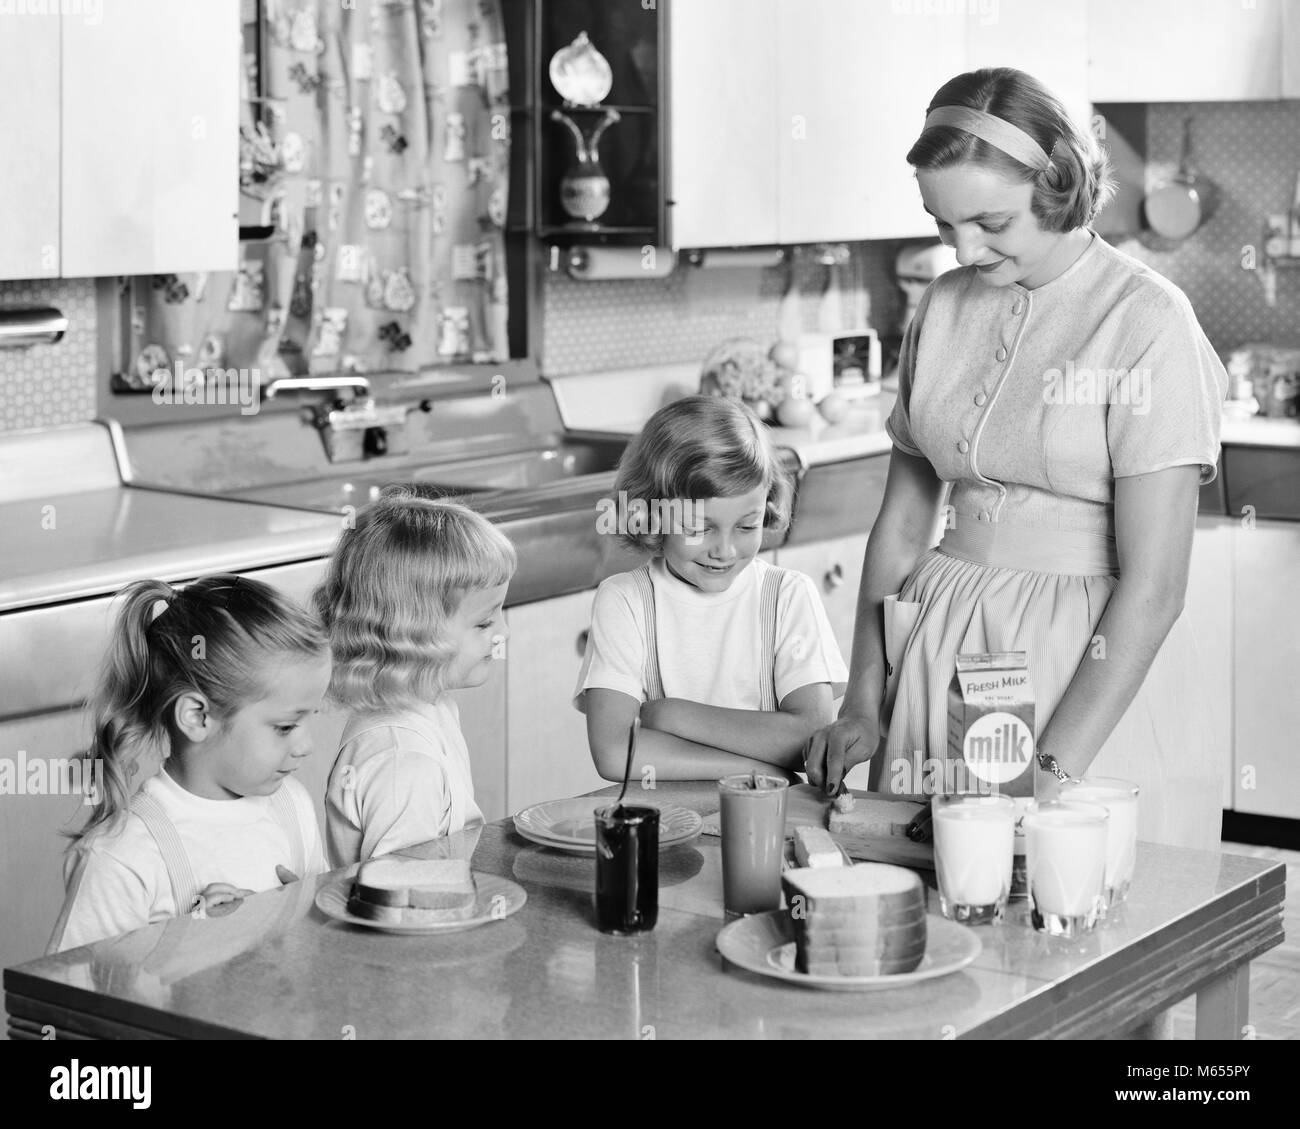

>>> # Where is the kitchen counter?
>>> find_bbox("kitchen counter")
[4,783,1284,1040]
[0,486,343,613]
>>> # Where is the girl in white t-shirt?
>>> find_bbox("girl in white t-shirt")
[313,490,516,867]
[48,575,333,954]
[576,395,848,780]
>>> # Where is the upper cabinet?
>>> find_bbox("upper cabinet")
[1088,0,1286,102]
[0,0,238,282]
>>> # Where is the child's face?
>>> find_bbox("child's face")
[187,653,333,800]
[662,486,767,593]
[443,583,510,691]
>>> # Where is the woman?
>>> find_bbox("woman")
[806,68,1227,852]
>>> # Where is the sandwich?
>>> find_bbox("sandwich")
[828,795,925,839]
[781,863,927,977]
[348,857,478,924]
[792,825,845,868]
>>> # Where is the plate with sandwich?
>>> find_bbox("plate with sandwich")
[513,797,703,854]
[716,861,979,991]
[315,857,527,935]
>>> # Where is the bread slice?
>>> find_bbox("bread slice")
[352,857,476,921]
[793,825,844,868]
[828,798,925,839]
[783,863,927,977]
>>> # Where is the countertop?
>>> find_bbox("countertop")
[4,783,1284,1040]
[0,486,344,613]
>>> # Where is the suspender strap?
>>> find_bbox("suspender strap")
[758,569,782,712]
[270,784,307,876]
[631,565,665,702]
[131,790,202,918]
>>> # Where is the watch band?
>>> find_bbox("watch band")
[1036,750,1074,783]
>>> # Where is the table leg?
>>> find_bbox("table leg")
[1195,961,1251,1040]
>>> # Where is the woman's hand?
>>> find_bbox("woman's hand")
[804,709,881,796]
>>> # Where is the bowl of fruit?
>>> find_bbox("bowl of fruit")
[700,338,852,428]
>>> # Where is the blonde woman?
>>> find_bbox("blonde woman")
[807,69,1227,853]
[313,491,516,866]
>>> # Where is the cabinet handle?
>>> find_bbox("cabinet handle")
[824,563,845,592]
[576,628,590,656]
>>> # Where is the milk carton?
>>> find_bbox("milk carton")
[948,652,1037,897]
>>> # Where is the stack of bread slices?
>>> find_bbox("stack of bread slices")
[781,863,927,977]
[347,857,478,924]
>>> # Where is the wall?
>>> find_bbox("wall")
[540,243,911,378]
[0,279,98,434]
[1113,100,1300,351]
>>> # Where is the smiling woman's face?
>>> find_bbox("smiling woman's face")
[918,164,1075,290]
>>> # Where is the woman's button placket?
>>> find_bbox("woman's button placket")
[1012,299,1024,316]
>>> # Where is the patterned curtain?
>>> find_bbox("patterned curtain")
[119,0,510,391]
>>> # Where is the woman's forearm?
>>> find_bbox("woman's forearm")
[1038,578,1185,779]
[647,700,818,769]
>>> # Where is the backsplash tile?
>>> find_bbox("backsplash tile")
[0,279,98,434]
[1114,101,1300,351]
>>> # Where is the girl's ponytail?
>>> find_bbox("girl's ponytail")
[77,580,178,839]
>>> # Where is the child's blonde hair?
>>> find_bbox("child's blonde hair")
[313,489,517,712]
[613,395,792,554]
[74,574,328,843]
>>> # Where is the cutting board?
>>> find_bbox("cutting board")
[702,784,934,871]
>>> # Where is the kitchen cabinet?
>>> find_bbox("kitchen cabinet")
[668,0,780,249]
[966,0,1090,132]
[0,0,238,281]
[1232,518,1300,820]
[505,589,608,813]
[1185,517,1235,811]
[1286,1,1300,97]
[1088,0,1286,102]
[0,21,60,280]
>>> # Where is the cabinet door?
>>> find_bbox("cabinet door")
[1185,517,1234,810]
[1233,520,1300,819]
[1286,0,1300,97]
[61,0,240,277]
[776,2,966,242]
[966,0,1090,132]
[0,20,60,280]
[1088,0,1283,102]
[505,590,609,813]
[774,534,870,789]
[668,0,779,248]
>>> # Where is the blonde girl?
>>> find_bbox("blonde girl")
[576,395,848,780]
[313,490,516,866]
[49,575,332,953]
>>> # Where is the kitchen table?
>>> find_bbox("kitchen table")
[3,784,1285,1040]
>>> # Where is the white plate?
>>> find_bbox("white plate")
[315,872,526,935]
[716,910,981,991]
[513,797,703,854]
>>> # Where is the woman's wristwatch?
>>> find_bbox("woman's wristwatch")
[1036,750,1076,784]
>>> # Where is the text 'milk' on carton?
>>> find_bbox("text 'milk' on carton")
[947,652,1036,796]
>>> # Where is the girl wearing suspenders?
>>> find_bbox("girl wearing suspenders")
[49,575,332,953]
[577,396,848,781]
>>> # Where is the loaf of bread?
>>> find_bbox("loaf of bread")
[349,857,477,923]
[828,797,925,839]
[793,825,844,868]
[782,863,927,977]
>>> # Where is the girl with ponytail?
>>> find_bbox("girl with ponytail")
[48,574,332,952]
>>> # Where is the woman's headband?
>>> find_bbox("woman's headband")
[924,106,1052,171]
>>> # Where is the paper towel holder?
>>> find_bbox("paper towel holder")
[0,307,67,349]
[553,244,677,280]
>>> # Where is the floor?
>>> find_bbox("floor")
[1168,843,1299,1040]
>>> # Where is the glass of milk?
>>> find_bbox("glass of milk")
[1024,801,1109,937]
[931,793,1016,925]
[1060,777,1140,912]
